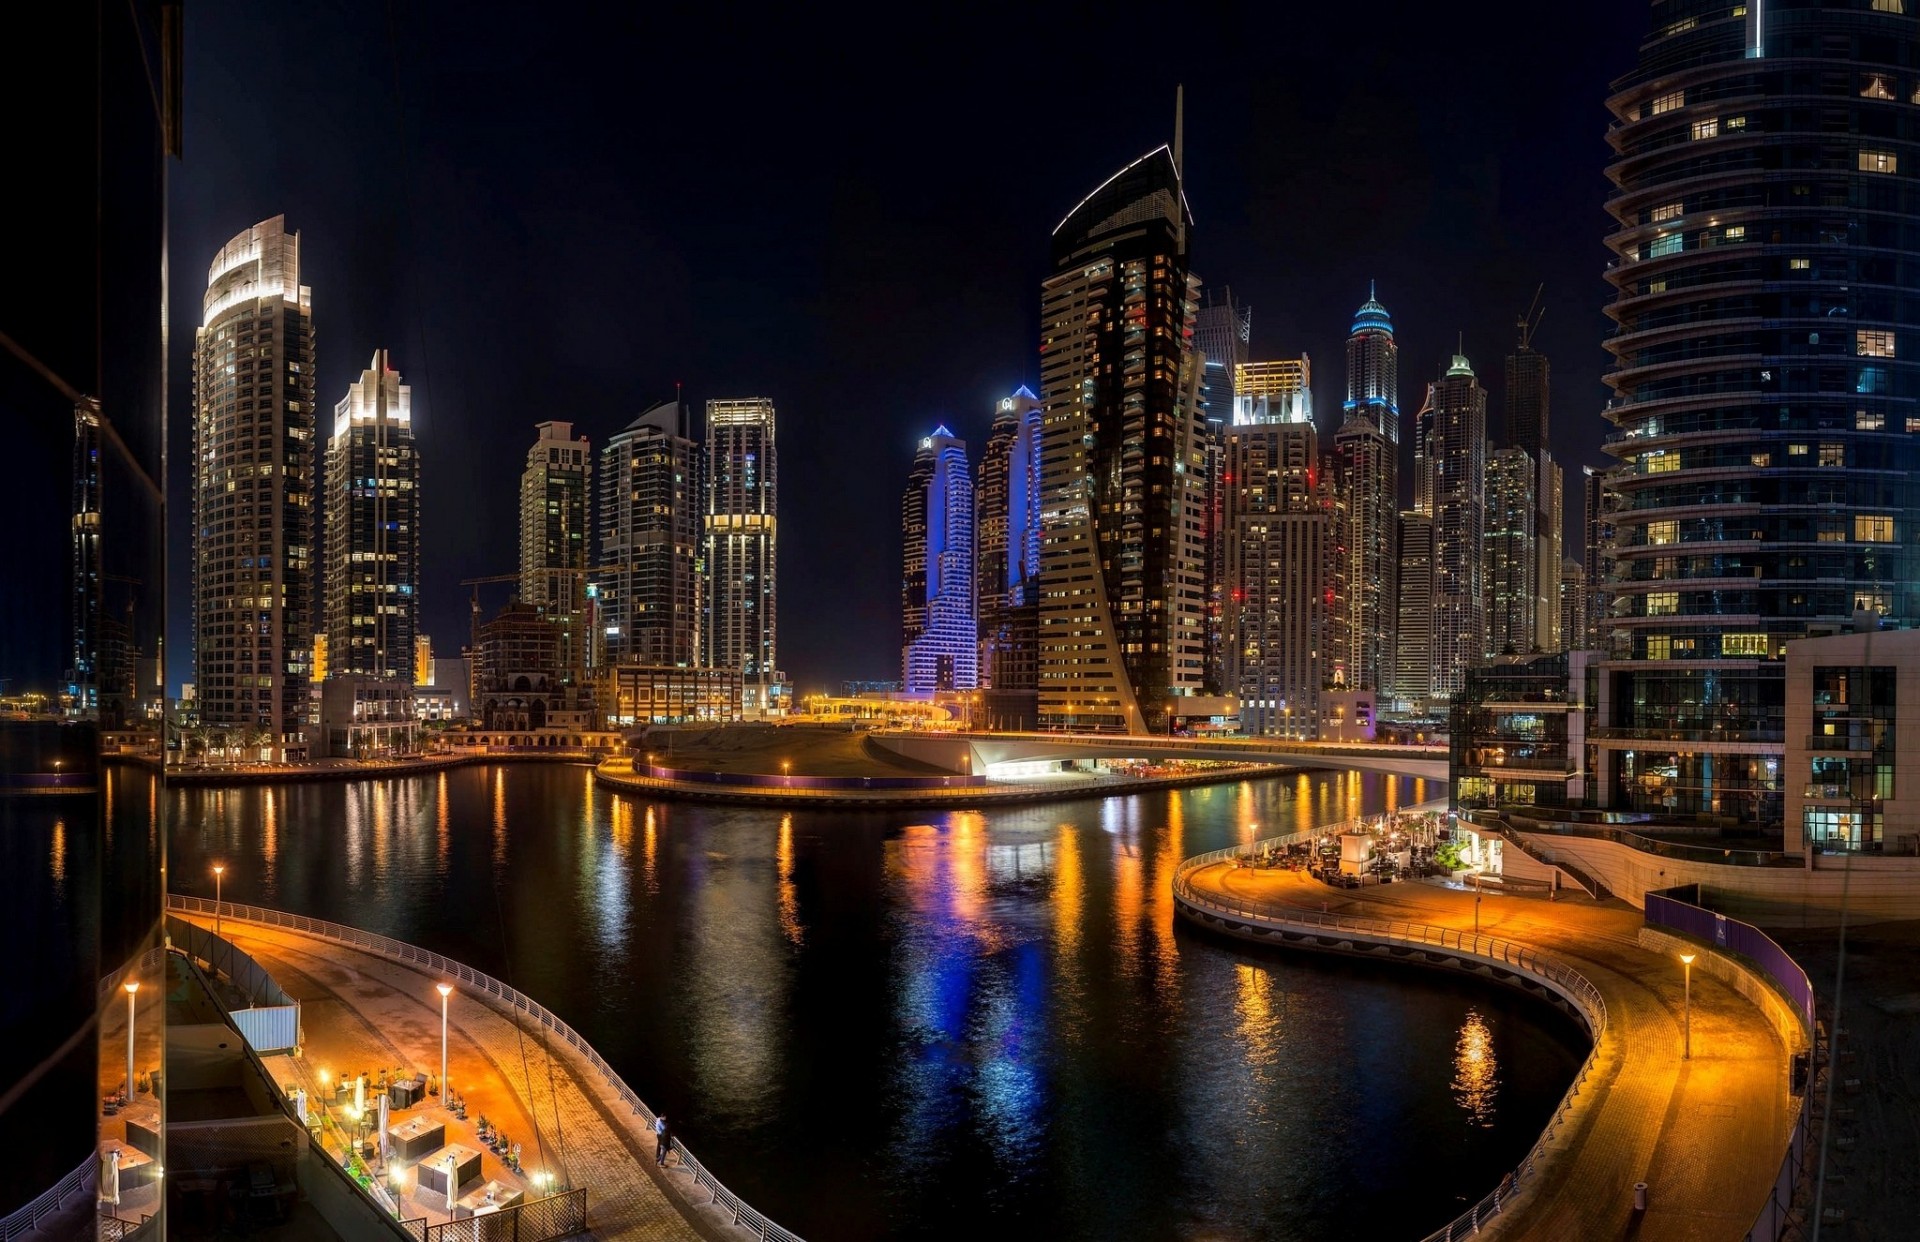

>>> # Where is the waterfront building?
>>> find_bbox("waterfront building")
[977,387,1043,729]
[323,350,419,684]
[1037,134,1209,732]
[603,663,743,725]
[414,634,432,686]
[1334,286,1399,692]
[190,215,316,757]
[597,398,701,668]
[703,397,781,714]
[1485,446,1537,657]
[1594,0,1920,832]
[1392,511,1434,705]
[316,674,417,758]
[1450,650,1594,813]
[1426,351,1487,699]
[901,425,978,693]
[471,601,593,731]
[519,421,592,686]
[1223,406,1326,738]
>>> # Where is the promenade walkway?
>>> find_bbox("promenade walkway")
[175,914,713,1242]
[1180,864,1796,1241]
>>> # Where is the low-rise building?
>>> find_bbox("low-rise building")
[1783,623,1920,854]
[602,664,743,725]
[1449,652,1594,813]
[317,675,418,759]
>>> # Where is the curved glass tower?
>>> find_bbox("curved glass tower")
[1596,0,1920,827]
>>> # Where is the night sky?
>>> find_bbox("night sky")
[12,4,1655,696]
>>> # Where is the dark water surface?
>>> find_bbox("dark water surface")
[169,766,1584,1241]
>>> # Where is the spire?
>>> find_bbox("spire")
[1370,278,1376,301]
[1173,84,1185,182]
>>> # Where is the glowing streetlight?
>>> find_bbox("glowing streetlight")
[123,980,139,1100]
[213,863,226,943]
[1679,953,1696,1060]
[781,759,792,789]
[437,984,453,1102]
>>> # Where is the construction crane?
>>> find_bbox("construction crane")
[1518,283,1546,349]
[459,574,521,653]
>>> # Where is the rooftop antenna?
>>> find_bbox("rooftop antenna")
[1518,283,1546,349]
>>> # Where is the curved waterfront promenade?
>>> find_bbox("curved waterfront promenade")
[1175,851,1800,1241]
[169,897,800,1242]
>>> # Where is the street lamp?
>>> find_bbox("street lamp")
[213,863,226,943]
[123,981,139,1100]
[1679,953,1696,1060]
[437,984,453,1103]
[782,759,791,789]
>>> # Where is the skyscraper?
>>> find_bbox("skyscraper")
[1335,285,1399,691]
[901,426,977,694]
[1392,511,1434,703]
[977,387,1043,725]
[1235,357,1312,426]
[1581,464,1618,652]
[1223,382,1325,737]
[323,351,419,683]
[598,399,701,667]
[1558,559,1586,665]
[69,402,102,716]
[1484,446,1536,656]
[1195,288,1249,696]
[1037,135,1208,732]
[191,216,316,756]
[1505,322,1563,654]
[1426,351,1486,698]
[518,421,592,685]
[1596,1,1920,838]
[704,397,779,713]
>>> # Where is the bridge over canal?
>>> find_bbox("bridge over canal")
[871,731,1450,783]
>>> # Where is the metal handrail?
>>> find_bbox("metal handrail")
[166,895,805,1242]
[1172,827,1610,1242]
[0,1157,93,1240]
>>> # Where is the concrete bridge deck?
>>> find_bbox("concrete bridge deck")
[1176,864,1797,1241]
[874,730,1450,782]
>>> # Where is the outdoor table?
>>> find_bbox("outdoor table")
[102,1140,155,1185]
[387,1116,446,1161]
[415,1143,482,1198]
[389,1078,423,1109]
[457,1181,522,1214]
[123,1110,162,1159]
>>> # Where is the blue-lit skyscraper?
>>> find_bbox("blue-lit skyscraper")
[902,426,977,693]
[977,389,1042,726]
[1335,284,1400,691]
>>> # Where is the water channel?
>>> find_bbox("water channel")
[165,764,1585,1241]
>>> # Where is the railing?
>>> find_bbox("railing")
[421,1187,587,1241]
[1173,825,1610,1242]
[166,895,804,1242]
[0,1157,93,1240]
[1520,821,1798,868]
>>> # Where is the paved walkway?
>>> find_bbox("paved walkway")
[1182,865,1796,1241]
[178,915,708,1242]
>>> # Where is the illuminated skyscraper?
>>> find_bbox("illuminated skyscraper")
[191,215,316,755]
[598,398,701,667]
[1195,288,1249,695]
[1594,0,1920,838]
[519,421,592,685]
[1484,446,1536,656]
[1037,133,1208,732]
[704,397,779,712]
[1234,357,1312,426]
[1581,464,1618,651]
[1426,351,1486,697]
[69,402,102,715]
[1393,511,1434,703]
[901,426,977,693]
[323,351,419,682]
[977,387,1043,725]
[1335,285,1399,691]
[1505,325,1563,653]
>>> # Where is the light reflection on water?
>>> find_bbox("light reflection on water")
[170,766,1580,1241]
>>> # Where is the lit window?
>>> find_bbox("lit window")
[1855,514,1895,542]
[1647,592,1679,616]
[1722,633,1770,656]
[1645,450,1680,473]
[1862,74,1897,100]
[1664,17,1697,35]
[1724,225,1746,241]
[1751,452,1771,466]
[1856,410,1885,431]
[1859,149,1898,174]
[1646,634,1672,659]
[1790,258,1812,271]
[1646,279,1668,293]
[1857,329,1896,358]
[1725,116,1747,130]
[1692,118,1719,140]
[1820,443,1845,467]
[1651,201,1684,223]
[1856,591,1892,613]
[1871,0,1904,12]
[1907,418,1920,433]
[1649,90,1685,116]
[1788,443,1809,456]
[1648,520,1678,545]
[1649,233,1683,258]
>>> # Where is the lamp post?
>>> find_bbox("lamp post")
[123,981,139,1099]
[782,760,791,789]
[1473,872,1483,939]
[1679,953,1696,1060]
[437,984,453,1103]
[213,863,226,943]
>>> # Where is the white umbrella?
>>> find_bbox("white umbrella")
[377,1093,391,1163]
[354,1074,365,1114]
[294,1088,308,1126]
[444,1153,459,1214]
[100,1146,121,1207]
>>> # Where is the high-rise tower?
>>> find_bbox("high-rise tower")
[1195,288,1250,696]
[598,399,701,667]
[518,421,592,685]
[1505,316,1563,653]
[1426,351,1486,698]
[1597,0,1920,840]
[1037,132,1208,733]
[191,216,316,755]
[69,403,102,716]
[977,387,1043,724]
[1484,446,1536,656]
[1335,285,1399,691]
[902,426,977,694]
[704,397,779,713]
[324,351,419,682]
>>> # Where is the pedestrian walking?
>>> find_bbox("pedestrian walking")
[654,1114,671,1166]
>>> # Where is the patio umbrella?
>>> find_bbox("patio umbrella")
[354,1074,365,1114]
[100,1146,120,1207]
[294,1088,308,1126]
[444,1154,459,1214]
[377,1093,390,1162]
